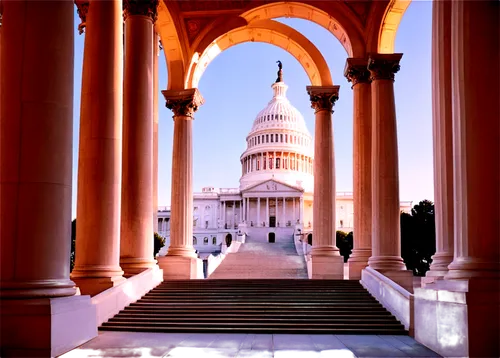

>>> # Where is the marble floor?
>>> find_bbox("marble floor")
[60,332,441,358]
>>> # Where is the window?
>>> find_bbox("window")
[271,135,274,143]
[258,136,260,144]
[340,220,344,228]
[276,158,280,169]
[212,237,217,245]
[266,134,269,143]
[275,134,278,142]
[193,237,197,245]
[203,237,208,245]
[280,134,283,142]
[285,134,288,143]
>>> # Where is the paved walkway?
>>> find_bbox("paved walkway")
[60,331,441,357]
[209,239,308,279]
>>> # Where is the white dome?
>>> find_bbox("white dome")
[250,82,311,136]
[239,78,314,192]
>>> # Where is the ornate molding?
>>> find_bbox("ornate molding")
[123,0,159,22]
[367,53,403,82]
[75,0,89,35]
[344,58,371,88]
[162,89,205,118]
[306,86,340,114]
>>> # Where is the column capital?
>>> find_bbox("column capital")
[344,58,371,88]
[367,53,403,81]
[123,0,159,22]
[75,0,89,35]
[162,88,205,119]
[306,85,340,114]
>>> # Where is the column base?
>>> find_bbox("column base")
[376,269,414,292]
[368,255,406,271]
[422,252,454,285]
[347,249,371,280]
[71,275,126,296]
[120,258,157,277]
[166,246,197,258]
[310,255,344,279]
[444,257,500,280]
[157,255,203,280]
[0,295,97,357]
[414,277,500,358]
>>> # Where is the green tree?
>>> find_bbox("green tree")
[70,219,76,272]
[154,232,166,257]
[400,200,436,276]
[336,230,353,263]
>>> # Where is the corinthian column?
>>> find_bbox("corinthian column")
[306,86,344,279]
[153,33,160,232]
[158,89,204,280]
[71,0,125,296]
[367,54,407,271]
[423,0,454,284]
[344,58,372,280]
[120,0,158,276]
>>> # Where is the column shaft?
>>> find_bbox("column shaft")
[345,58,372,279]
[0,0,76,297]
[425,0,454,282]
[71,0,125,295]
[367,54,406,271]
[307,85,343,279]
[153,33,159,232]
[266,198,269,226]
[257,198,261,226]
[445,0,499,280]
[120,8,157,275]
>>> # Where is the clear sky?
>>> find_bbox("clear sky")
[71,1,433,218]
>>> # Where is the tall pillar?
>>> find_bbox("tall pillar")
[445,1,499,282]
[247,198,250,224]
[257,197,261,226]
[0,1,96,355]
[344,58,373,280]
[242,198,247,222]
[240,199,243,223]
[153,33,160,232]
[283,197,286,224]
[222,201,226,226]
[232,200,236,228]
[306,86,344,279]
[413,4,499,358]
[293,198,296,223]
[266,198,269,226]
[71,0,125,296]
[158,88,204,279]
[120,0,158,276]
[367,53,408,274]
[299,197,304,223]
[423,0,454,284]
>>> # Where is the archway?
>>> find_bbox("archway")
[225,234,232,247]
[307,233,312,246]
[268,232,276,243]
[186,20,333,89]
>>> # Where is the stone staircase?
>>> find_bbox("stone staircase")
[99,279,407,335]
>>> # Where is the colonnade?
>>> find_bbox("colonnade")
[242,152,313,174]
[240,197,303,226]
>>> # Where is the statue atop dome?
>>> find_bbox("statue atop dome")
[275,61,283,83]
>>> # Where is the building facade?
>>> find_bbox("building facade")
[158,76,412,253]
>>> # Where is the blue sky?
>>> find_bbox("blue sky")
[71,1,433,217]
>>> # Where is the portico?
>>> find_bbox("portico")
[0,0,498,357]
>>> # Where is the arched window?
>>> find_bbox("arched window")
[193,237,197,245]
[203,237,208,245]
[212,237,217,245]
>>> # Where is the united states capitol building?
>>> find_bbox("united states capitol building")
[158,73,411,255]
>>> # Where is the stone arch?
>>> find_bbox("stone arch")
[156,1,188,90]
[378,0,412,54]
[307,233,312,246]
[186,19,333,89]
[240,1,366,57]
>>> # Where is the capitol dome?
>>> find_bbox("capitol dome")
[239,71,314,192]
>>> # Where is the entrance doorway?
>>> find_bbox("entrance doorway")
[307,234,313,246]
[225,234,232,247]
[268,232,276,243]
[269,216,276,227]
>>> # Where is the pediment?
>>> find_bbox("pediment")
[243,179,303,194]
